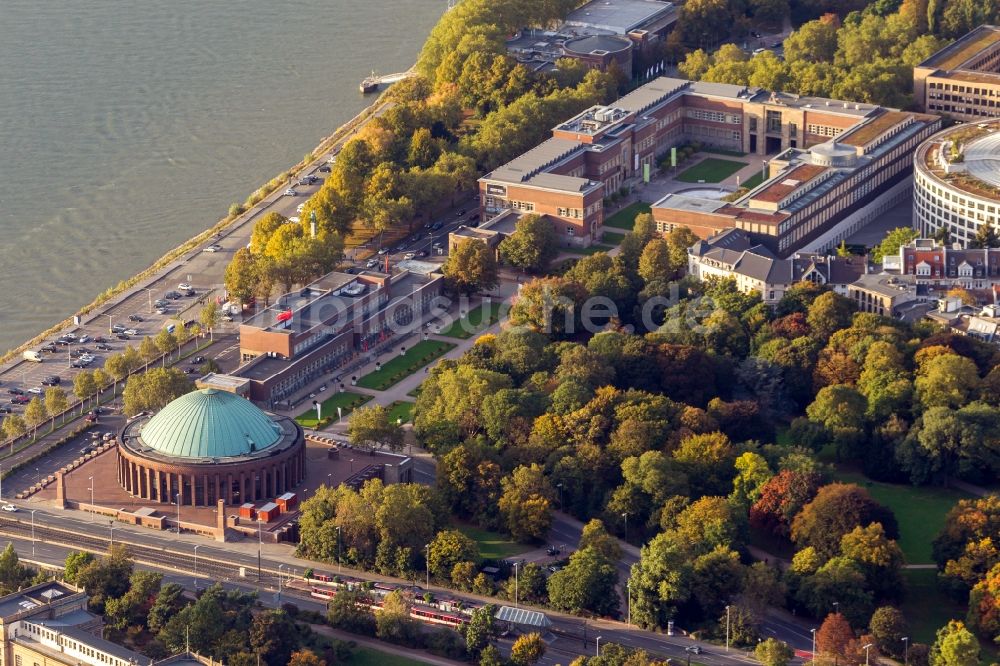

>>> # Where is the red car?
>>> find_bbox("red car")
[10,396,29,405]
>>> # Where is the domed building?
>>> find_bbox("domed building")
[117,389,304,507]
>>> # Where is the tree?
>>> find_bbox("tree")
[869,607,908,658]
[915,354,980,410]
[23,397,47,438]
[498,214,558,273]
[510,276,588,339]
[139,335,160,369]
[872,227,919,264]
[249,609,299,666]
[730,452,773,508]
[288,650,326,666]
[121,367,194,417]
[73,371,98,415]
[44,387,68,427]
[427,529,479,580]
[442,238,498,295]
[791,483,898,559]
[347,405,404,454]
[0,543,34,595]
[510,633,547,666]
[224,247,260,306]
[756,638,794,666]
[932,497,1000,594]
[464,604,499,659]
[807,292,854,341]
[1,414,27,446]
[840,523,904,601]
[64,551,95,583]
[327,588,376,635]
[929,620,980,666]
[784,19,839,62]
[750,469,823,538]
[580,519,623,563]
[105,570,163,630]
[498,464,555,542]
[154,328,177,364]
[147,583,185,634]
[199,301,221,341]
[376,590,417,645]
[638,239,673,284]
[816,612,857,662]
[547,546,620,616]
[502,562,548,605]
[966,562,1000,642]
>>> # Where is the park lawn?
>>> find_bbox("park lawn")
[438,301,503,339]
[356,340,457,391]
[902,569,968,645]
[833,470,970,564]
[603,202,651,230]
[677,157,747,183]
[294,391,371,428]
[386,400,415,424]
[456,524,532,560]
[741,170,766,190]
[564,243,614,256]
[347,646,426,666]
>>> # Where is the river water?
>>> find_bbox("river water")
[0,0,442,352]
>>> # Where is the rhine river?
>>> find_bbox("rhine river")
[0,0,443,353]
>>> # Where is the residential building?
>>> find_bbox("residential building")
[847,274,919,317]
[480,76,940,251]
[232,269,443,406]
[687,228,866,303]
[889,238,1000,290]
[913,119,1000,247]
[0,582,100,666]
[913,25,1000,121]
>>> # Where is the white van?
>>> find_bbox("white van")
[22,350,42,363]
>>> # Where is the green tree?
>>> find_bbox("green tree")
[756,638,794,666]
[105,570,163,630]
[498,464,555,542]
[155,328,177,364]
[224,247,260,306]
[510,632,547,666]
[638,239,673,284]
[464,604,499,659]
[121,367,194,417]
[347,405,405,454]
[869,606,908,658]
[376,590,417,645]
[498,214,558,273]
[64,551,95,584]
[44,387,68,427]
[791,483,898,559]
[147,583,185,634]
[509,276,588,339]
[0,543,34,595]
[1,414,27,446]
[443,238,499,295]
[73,370,98,415]
[547,546,620,616]
[730,452,773,508]
[199,301,221,341]
[327,588,376,635]
[249,609,300,666]
[872,227,919,264]
[23,397,47,438]
[427,529,479,580]
[806,292,855,341]
[915,354,980,410]
[784,19,839,62]
[929,620,980,666]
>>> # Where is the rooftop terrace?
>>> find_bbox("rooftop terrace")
[920,25,1000,70]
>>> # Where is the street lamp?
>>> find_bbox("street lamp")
[257,519,264,581]
[556,483,563,510]
[902,637,909,666]
[425,543,431,589]
[109,520,114,548]
[833,601,839,615]
[862,643,874,666]
[336,525,342,573]
[327,473,332,487]
[277,564,285,598]
[87,476,94,522]
[174,493,182,534]
[627,578,632,626]
[104,314,113,335]
[811,628,817,666]
[193,545,201,588]
[29,509,37,556]
[512,561,519,608]
[622,512,628,542]
[596,636,603,657]
[725,604,731,652]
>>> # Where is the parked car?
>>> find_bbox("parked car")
[111,324,127,333]
[55,338,71,346]
[164,291,181,300]
[0,406,11,414]
[84,413,98,423]
[124,328,139,336]
[116,333,130,340]
[283,188,298,196]
[191,356,205,364]
[153,299,168,308]
[319,165,331,173]
[93,336,107,343]
[431,222,443,231]
[7,388,24,395]
[203,244,222,253]
[40,343,57,353]
[26,387,42,395]
[78,334,91,344]
[63,333,77,341]
[41,376,61,386]
[366,259,379,269]
[1,505,17,513]
[10,396,29,405]
[95,343,112,351]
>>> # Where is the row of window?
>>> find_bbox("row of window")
[686,109,740,124]
[807,124,843,137]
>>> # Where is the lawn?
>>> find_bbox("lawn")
[902,569,968,644]
[356,340,457,391]
[741,170,766,190]
[347,646,426,666]
[603,201,651,230]
[702,147,748,157]
[564,243,615,256]
[438,301,503,339]
[602,230,626,245]
[456,525,532,560]
[833,470,970,564]
[295,391,372,428]
[386,400,415,424]
[677,157,747,183]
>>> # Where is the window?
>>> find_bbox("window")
[807,124,842,138]
[687,109,727,123]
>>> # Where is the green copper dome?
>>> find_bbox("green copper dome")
[139,389,281,459]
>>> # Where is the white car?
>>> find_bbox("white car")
[27,387,42,394]
[178,282,192,291]
[78,335,91,344]
[403,252,415,260]
[366,259,379,269]
[203,244,222,253]
[327,154,337,163]
[296,203,305,213]
[124,328,139,336]
[1,504,17,513]
[284,188,298,196]
[288,216,300,224]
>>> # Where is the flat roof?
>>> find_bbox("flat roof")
[614,77,691,114]
[47,622,147,662]
[751,164,828,204]
[652,192,727,213]
[563,0,675,34]
[942,70,1000,84]
[920,25,1000,70]
[0,582,79,618]
[486,137,583,184]
[919,119,1000,202]
[839,110,911,147]
[243,271,361,330]
[196,373,250,392]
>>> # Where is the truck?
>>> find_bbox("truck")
[22,350,42,363]
[220,301,241,316]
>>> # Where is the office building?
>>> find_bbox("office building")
[913,25,1000,121]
